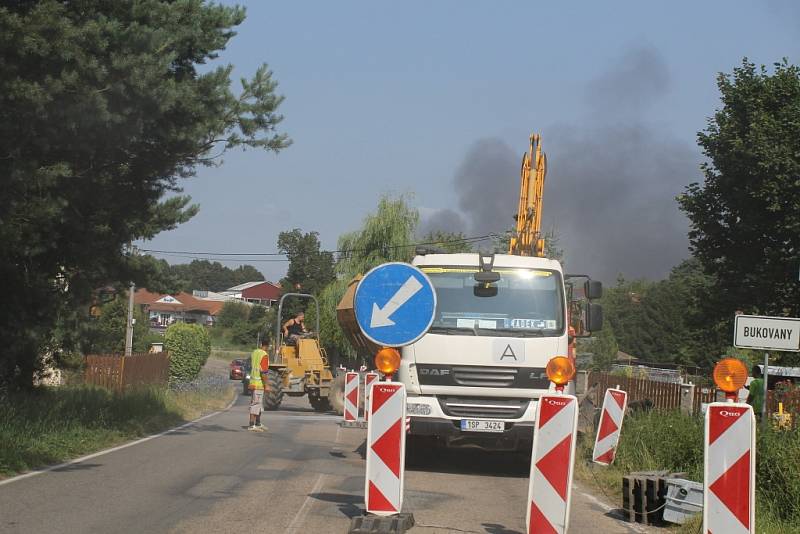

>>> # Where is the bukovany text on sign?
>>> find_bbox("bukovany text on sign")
[734,315,800,352]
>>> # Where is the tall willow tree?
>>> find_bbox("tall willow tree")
[316,196,419,360]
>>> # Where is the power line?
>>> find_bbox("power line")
[147,252,292,262]
[138,233,500,260]
[140,249,286,257]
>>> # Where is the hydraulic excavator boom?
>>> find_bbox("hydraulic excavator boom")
[508,133,547,257]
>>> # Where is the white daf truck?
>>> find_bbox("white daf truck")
[394,249,602,452]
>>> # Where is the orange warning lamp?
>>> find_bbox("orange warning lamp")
[375,347,401,376]
[546,356,575,389]
[713,358,748,396]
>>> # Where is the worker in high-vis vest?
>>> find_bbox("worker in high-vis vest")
[248,340,270,432]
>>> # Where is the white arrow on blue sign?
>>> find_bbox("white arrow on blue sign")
[354,262,437,347]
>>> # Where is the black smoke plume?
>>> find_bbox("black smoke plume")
[422,44,699,282]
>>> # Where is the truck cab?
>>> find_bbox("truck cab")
[398,251,600,452]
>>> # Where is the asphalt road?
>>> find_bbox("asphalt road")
[0,391,649,534]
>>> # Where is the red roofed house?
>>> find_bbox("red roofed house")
[222,281,282,307]
[134,289,226,329]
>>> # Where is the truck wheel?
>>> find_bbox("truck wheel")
[309,395,332,412]
[329,373,345,416]
[262,370,284,410]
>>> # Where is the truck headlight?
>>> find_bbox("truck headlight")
[406,402,431,415]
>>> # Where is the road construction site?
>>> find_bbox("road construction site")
[0,393,647,534]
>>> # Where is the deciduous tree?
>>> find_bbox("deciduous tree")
[678,59,800,321]
[277,229,335,297]
[170,260,265,292]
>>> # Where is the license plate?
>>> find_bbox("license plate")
[460,419,505,432]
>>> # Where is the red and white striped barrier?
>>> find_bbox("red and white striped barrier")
[527,394,579,534]
[703,402,755,534]
[343,371,360,422]
[364,372,379,422]
[592,388,627,465]
[365,382,407,515]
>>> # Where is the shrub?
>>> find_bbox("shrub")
[85,295,152,354]
[216,301,249,328]
[230,319,257,346]
[164,323,211,382]
[134,331,164,353]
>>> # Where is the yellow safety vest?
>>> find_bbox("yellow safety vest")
[249,348,269,390]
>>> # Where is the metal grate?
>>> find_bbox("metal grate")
[452,365,518,387]
[438,396,529,419]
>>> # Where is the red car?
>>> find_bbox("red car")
[229,359,246,380]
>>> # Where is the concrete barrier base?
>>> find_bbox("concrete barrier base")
[348,513,414,533]
[339,420,368,429]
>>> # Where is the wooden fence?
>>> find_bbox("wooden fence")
[587,372,800,422]
[84,352,170,391]
[587,371,683,411]
[693,385,720,414]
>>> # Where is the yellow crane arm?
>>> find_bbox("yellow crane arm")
[509,133,547,257]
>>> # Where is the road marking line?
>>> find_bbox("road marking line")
[578,490,650,533]
[285,473,327,534]
[0,394,237,487]
[284,426,342,534]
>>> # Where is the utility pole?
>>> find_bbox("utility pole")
[124,243,136,356]
[125,281,135,356]
[762,353,769,428]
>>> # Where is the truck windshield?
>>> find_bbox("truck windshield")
[422,267,565,337]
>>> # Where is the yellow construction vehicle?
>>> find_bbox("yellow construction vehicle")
[509,133,547,257]
[261,293,343,413]
[508,133,591,341]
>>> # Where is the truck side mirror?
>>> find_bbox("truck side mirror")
[473,285,498,297]
[586,302,603,332]
[585,280,603,300]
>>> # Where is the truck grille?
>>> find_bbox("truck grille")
[438,396,529,419]
[415,364,549,389]
[452,365,518,387]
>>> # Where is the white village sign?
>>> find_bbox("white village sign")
[734,314,800,352]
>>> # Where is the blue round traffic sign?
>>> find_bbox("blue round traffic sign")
[354,262,437,347]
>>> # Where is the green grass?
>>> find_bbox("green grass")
[0,383,234,478]
[210,348,249,362]
[574,409,800,531]
[208,326,252,353]
[676,501,795,534]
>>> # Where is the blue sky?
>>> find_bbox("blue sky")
[140,1,799,283]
